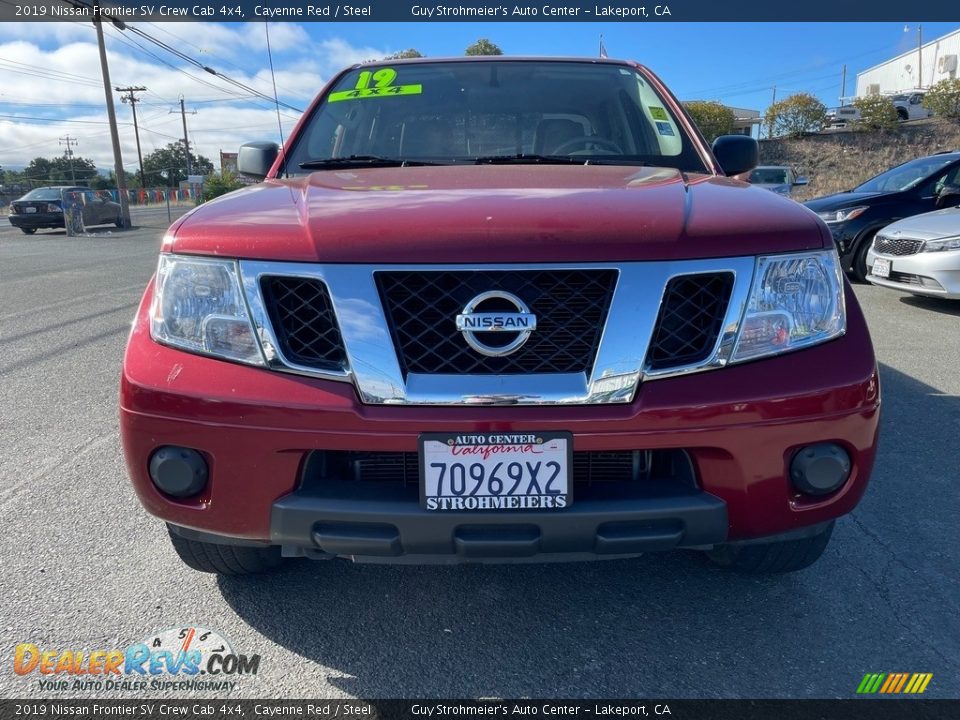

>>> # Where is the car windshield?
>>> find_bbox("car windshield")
[749,168,788,184]
[282,60,708,173]
[854,156,956,193]
[21,188,65,201]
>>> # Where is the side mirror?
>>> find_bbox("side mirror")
[712,135,759,177]
[238,142,279,179]
[935,188,960,209]
[794,177,809,186]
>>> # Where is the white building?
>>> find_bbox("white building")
[856,27,960,97]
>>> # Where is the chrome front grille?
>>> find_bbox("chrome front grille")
[874,235,925,256]
[240,258,756,406]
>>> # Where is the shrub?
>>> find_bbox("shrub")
[200,171,244,203]
[765,93,827,138]
[853,95,899,130]
[683,101,736,142]
[923,79,960,122]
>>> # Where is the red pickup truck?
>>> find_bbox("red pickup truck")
[120,57,880,575]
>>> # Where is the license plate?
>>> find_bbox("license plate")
[24,207,36,213]
[419,431,572,511]
[872,258,891,278]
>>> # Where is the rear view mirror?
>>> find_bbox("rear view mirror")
[238,142,279,179]
[794,177,809,186]
[712,135,759,177]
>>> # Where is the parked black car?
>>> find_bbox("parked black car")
[7,186,122,234]
[805,152,960,281]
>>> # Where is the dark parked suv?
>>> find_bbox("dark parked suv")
[805,152,960,281]
[121,57,880,576]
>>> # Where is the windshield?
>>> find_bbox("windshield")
[282,60,708,173]
[855,156,956,193]
[749,168,789,184]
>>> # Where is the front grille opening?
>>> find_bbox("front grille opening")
[298,449,697,502]
[260,276,347,371]
[874,236,925,256]
[376,269,618,377]
[646,272,734,371]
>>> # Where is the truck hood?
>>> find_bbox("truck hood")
[167,165,828,263]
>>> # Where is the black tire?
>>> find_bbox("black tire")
[850,233,875,283]
[115,217,124,228]
[20,227,37,235]
[706,521,834,573]
[896,107,909,122]
[167,526,283,575]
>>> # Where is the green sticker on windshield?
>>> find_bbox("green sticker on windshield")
[329,67,422,102]
[648,106,669,121]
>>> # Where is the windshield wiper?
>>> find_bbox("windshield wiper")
[468,154,650,166]
[299,155,445,169]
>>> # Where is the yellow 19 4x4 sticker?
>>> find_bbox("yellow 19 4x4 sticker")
[648,106,669,121]
[328,68,423,102]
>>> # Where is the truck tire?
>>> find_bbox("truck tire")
[896,107,909,122]
[167,526,283,575]
[705,521,834,573]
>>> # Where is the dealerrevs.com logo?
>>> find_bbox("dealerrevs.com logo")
[14,627,259,693]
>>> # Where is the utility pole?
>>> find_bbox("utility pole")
[93,5,131,228]
[59,135,78,183]
[117,86,146,188]
[918,24,923,89]
[177,96,194,178]
[840,65,847,105]
[766,85,777,139]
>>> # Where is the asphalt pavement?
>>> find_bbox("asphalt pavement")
[1,210,958,700]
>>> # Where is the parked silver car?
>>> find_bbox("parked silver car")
[866,206,960,299]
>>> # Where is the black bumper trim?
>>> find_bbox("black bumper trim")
[270,492,728,562]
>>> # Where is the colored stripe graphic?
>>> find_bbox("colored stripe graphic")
[857,673,932,694]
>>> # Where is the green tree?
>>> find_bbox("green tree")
[465,38,503,56]
[23,155,98,185]
[764,92,827,138]
[142,141,214,187]
[89,169,135,190]
[682,101,736,143]
[923,78,960,122]
[200,170,245,203]
[852,95,898,130]
[384,49,424,59]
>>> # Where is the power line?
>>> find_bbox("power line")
[59,135,79,183]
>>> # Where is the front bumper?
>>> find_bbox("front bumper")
[121,284,880,562]
[866,246,960,299]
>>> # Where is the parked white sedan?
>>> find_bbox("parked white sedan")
[866,206,960,299]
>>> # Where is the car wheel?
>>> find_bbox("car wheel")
[115,217,124,228]
[851,233,875,283]
[20,227,37,235]
[166,526,284,575]
[896,107,909,122]
[705,521,834,573]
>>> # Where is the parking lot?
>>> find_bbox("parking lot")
[1,213,958,699]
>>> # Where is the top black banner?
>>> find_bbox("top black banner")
[3,0,960,22]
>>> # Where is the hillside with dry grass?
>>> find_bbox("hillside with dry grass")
[758,117,960,201]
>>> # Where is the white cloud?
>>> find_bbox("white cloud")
[0,24,392,171]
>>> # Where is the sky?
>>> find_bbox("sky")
[0,20,958,173]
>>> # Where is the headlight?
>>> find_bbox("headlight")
[816,206,867,224]
[150,254,264,366]
[923,235,960,252]
[731,250,845,363]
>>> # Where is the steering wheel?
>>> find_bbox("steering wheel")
[551,136,623,155]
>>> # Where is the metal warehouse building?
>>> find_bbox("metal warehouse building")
[856,27,960,96]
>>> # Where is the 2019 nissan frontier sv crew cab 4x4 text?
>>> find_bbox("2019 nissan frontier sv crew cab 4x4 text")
[120,57,880,575]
